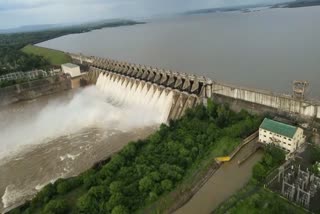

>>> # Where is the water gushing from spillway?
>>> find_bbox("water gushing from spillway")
[0,73,174,211]
[96,72,174,124]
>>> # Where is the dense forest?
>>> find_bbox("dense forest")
[0,20,143,75]
[9,101,262,214]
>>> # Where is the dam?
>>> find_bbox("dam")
[70,53,320,123]
[72,54,213,120]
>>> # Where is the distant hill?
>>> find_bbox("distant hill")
[0,19,143,34]
[0,24,61,34]
[183,4,272,15]
[183,0,320,15]
[273,0,320,8]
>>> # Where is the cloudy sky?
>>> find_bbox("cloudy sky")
[0,0,290,29]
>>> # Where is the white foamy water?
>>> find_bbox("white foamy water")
[2,185,31,210]
[0,75,173,211]
[0,80,172,160]
[96,72,174,123]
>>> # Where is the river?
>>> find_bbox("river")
[175,140,263,214]
[38,6,320,98]
[0,87,155,212]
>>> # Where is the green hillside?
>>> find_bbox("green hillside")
[21,45,71,66]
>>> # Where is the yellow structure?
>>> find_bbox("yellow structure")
[215,156,231,162]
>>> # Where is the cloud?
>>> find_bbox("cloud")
[0,0,290,29]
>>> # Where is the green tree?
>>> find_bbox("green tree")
[266,145,285,165]
[139,176,154,192]
[216,105,230,127]
[109,181,123,194]
[88,185,109,200]
[310,146,320,164]
[111,205,129,214]
[83,174,98,189]
[44,199,68,214]
[33,183,56,205]
[77,194,99,214]
[161,179,173,192]
[253,163,267,182]
[108,193,125,209]
[56,181,70,194]
[263,153,273,167]
[207,99,218,118]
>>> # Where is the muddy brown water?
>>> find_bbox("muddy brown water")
[0,89,155,212]
[175,140,263,214]
[0,89,263,213]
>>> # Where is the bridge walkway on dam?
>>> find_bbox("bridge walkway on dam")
[89,65,207,96]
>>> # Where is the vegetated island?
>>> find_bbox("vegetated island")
[0,20,145,76]
[9,101,262,214]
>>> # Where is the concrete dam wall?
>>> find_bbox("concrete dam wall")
[73,54,210,121]
[70,54,320,121]
[71,54,213,98]
[94,69,201,121]
[0,76,71,106]
[212,82,320,120]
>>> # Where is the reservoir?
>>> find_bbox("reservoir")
[39,6,320,98]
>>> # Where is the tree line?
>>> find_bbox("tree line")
[0,20,143,75]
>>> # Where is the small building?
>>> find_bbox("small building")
[61,63,81,78]
[259,118,306,153]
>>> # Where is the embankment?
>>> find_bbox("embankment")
[175,140,263,214]
[0,76,71,106]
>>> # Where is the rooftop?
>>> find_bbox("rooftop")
[260,118,298,138]
[62,63,79,69]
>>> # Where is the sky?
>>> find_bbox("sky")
[0,0,291,29]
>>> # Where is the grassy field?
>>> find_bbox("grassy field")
[21,44,71,65]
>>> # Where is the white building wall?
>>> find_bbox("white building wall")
[317,106,320,119]
[293,128,305,148]
[259,128,304,153]
[62,65,81,78]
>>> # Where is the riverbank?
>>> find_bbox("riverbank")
[211,143,309,214]
[0,75,71,106]
[175,139,263,214]
[141,132,259,214]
